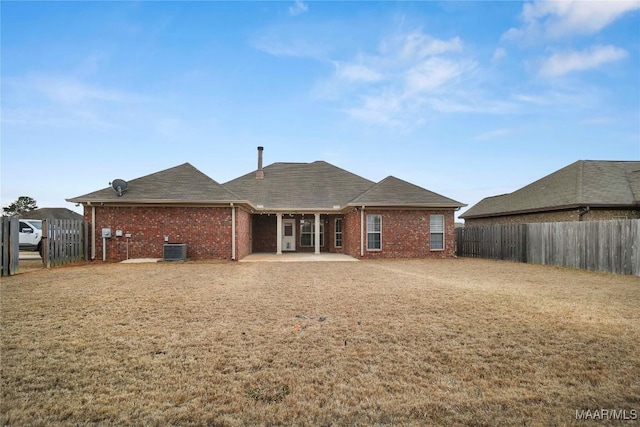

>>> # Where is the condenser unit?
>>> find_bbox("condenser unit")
[163,243,187,261]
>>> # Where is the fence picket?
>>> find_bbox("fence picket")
[457,219,639,276]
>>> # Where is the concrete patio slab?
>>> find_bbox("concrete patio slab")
[239,253,358,262]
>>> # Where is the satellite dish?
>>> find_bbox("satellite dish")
[110,179,128,197]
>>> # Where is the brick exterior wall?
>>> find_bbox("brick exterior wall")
[235,207,252,260]
[85,206,460,261]
[343,209,362,258]
[252,215,277,253]
[84,206,234,262]
[463,208,640,226]
[342,208,457,259]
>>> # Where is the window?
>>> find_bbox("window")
[335,218,343,248]
[366,214,382,250]
[300,219,324,247]
[430,214,444,251]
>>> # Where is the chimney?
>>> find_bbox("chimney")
[256,146,264,179]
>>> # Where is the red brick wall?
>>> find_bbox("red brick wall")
[84,206,233,262]
[235,207,252,260]
[341,208,456,259]
[343,208,362,258]
[252,215,277,253]
[463,208,640,226]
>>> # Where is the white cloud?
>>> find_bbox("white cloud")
[252,33,327,59]
[289,0,308,16]
[320,31,488,126]
[505,0,640,41]
[405,58,465,93]
[474,128,513,141]
[380,31,463,61]
[539,45,628,76]
[334,62,383,83]
[26,75,137,105]
[492,48,507,63]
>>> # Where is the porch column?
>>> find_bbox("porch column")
[314,213,320,255]
[276,213,283,255]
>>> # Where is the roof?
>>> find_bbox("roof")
[19,208,83,221]
[349,176,465,208]
[460,160,640,219]
[222,161,375,210]
[68,158,464,211]
[67,163,243,204]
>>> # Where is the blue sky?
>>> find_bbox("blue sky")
[2,1,639,219]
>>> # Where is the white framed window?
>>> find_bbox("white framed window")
[366,214,382,250]
[335,218,343,248]
[430,214,444,251]
[300,219,324,247]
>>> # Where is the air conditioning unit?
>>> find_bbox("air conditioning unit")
[163,243,187,261]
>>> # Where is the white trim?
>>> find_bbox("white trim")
[276,213,283,255]
[314,213,321,255]
[366,213,382,251]
[334,218,343,248]
[360,207,364,257]
[429,214,445,251]
[91,206,96,260]
[231,203,236,260]
[282,218,296,251]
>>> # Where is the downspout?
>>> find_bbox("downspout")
[360,206,365,257]
[231,203,236,261]
[91,204,96,260]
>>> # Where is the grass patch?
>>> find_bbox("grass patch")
[1,259,638,426]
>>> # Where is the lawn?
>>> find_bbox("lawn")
[1,259,639,426]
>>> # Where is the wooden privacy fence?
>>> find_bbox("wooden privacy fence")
[456,219,640,276]
[41,219,88,268]
[1,218,87,275]
[1,217,20,276]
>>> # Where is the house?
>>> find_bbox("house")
[19,207,84,221]
[67,147,466,262]
[460,160,640,226]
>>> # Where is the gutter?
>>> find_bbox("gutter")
[231,203,236,260]
[360,206,365,257]
[460,203,637,220]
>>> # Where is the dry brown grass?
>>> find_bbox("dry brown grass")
[1,259,639,426]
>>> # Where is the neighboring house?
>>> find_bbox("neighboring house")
[19,207,84,221]
[67,147,465,261]
[460,160,640,226]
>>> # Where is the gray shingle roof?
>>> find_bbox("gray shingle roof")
[20,208,84,221]
[222,161,375,210]
[349,176,465,208]
[460,160,640,219]
[67,163,243,203]
[68,159,465,211]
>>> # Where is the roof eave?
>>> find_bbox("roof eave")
[67,198,254,207]
[347,202,466,209]
[460,203,639,219]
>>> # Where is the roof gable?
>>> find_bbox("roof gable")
[223,161,375,210]
[349,176,465,208]
[68,163,242,203]
[461,160,640,219]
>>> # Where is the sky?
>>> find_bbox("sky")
[2,1,639,220]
